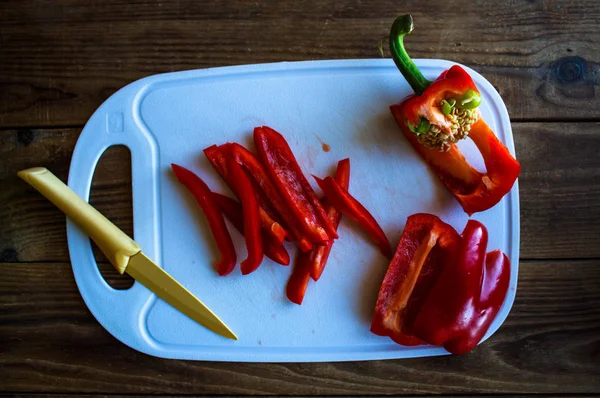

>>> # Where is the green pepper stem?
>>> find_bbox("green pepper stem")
[389,15,431,96]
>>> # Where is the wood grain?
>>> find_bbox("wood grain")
[2,122,600,263]
[2,1,600,395]
[0,129,133,263]
[1,0,599,127]
[2,396,595,398]
[516,122,600,258]
[0,259,598,394]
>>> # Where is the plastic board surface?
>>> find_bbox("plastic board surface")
[67,59,519,362]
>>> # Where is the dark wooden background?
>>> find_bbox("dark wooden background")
[1,0,599,395]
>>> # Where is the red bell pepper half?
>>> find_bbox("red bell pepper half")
[286,158,351,305]
[171,163,236,276]
[211,192,290,266]
[254,126,338,244]
[370,213,460,345]
[371,214,511,354]
[410,220,488,348]
[204,144,288,245]
[387,15,520,215]
[314,175,391,258]
[411,220,510,354]
[226,156,264,275]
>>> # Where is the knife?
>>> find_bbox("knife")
[18,167,237,340]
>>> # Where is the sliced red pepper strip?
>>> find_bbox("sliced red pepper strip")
[443,249,510,354]
[370,213,460,346]
[334,158,351,191]
[286,159,350,305]
[211,192,290,266]
[410,220,488,347]
[253,126,338,244]
[286,250,312,305]
[170,163,236,276]
[228,143,314,251]
[286,158,352,305]
[304,243,331,283]
[387,15,520,215]
[204,144,288,245]
[293,236,313,252]
[314,175,391,258]
[310,158,351,281]
[226,157,263,275]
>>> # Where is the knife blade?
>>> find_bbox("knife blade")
[18,167,237,340]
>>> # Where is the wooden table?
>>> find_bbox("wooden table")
[2,1,599,395]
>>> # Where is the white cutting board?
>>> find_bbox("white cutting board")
[66,59,519,362]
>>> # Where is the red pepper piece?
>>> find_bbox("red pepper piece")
[443,249,510,354]
[391,107,521,215]
[387,15,520,215]
[314,175,391,258]
[226,157,263,275]
[204,144,288,245]
[370,213,460,346]
[395,65,482,133]
[410,220,488,347]
[228,143,314,251]
[171,164,236,276]
[455,119,522,215]
[211,192,290,266]
[303,244,330,284]
[286,158,352,305]
[310,158,351,281]
[286,251,312,305]
[292,235,313,252]
[253,126,338,244]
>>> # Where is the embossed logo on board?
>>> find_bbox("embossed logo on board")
[107,112,124,134]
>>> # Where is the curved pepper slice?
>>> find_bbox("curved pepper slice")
[254,126,338,244]
[204,144,288,245]
[370,213,460,346]
[226,156,263,275]
[285,255,311,305]
[171,163,236,276]
[456,119,522,214]
[286,158,351,305]
[211,192,290,266]
[229,143,313,251]
[444,249,510,354]
[311,158,351,281]
[387,15,520,215]
[372,214,511,354]
[412,221,511,354]
[314,175,391,258]
[410,220,488,347]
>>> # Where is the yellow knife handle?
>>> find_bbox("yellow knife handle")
[18,167,141,274]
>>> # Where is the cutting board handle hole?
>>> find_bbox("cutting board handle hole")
[89,144,135,290]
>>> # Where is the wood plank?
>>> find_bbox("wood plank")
[0,259,598,394]
[1,0,599,127]
[1,396,595,398]
[2,122,599,262]
[0,129,133,264]
[515,122,600,258]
